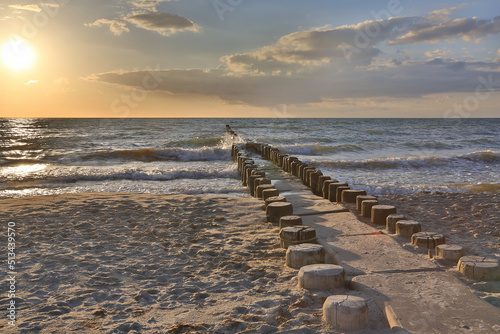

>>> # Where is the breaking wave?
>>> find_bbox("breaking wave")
[316,151,500,170]
[72,147,232,162]
[1,166,239,183]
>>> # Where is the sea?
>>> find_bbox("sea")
[0,118,499,199]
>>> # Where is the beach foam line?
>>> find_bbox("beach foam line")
[1,166,239,183]
[0,184,247,199]
[320,182,500,195]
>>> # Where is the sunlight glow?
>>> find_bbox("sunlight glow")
[1,38,36,71]
[0,164,47,177]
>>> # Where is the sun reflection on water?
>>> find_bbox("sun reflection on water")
[0,163,47,177]
[0,118,47,163]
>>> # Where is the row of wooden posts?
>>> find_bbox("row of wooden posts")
[231,139,371,330]
[227,126,499,283]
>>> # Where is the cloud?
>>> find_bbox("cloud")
[425,49,450,57]
[88,8,500,108]
[221,10,498,75]
[426,57,500,71]
[89,57,499,108]
[89,68,324,106]
[8,4,41,12]
[427,6,462,22]
[391,16,500,44]
[132,0,177,8]
[85,19,130,36]
[125,12,199,36]
[222,17,420,75]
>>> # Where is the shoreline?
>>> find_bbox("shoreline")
[1,182,497,201]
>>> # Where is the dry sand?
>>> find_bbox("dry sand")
[379,192,499,260]
[0,193,388,333]
[378,192,500,307]
[0,191,498,333]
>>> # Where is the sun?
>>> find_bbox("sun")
[1,38,36,71]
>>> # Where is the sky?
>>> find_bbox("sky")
[0,0,499,118]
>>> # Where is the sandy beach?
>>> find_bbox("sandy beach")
[0,192,382,333]
[0,191,498,333]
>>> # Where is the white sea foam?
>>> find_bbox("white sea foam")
[1,165,239,183]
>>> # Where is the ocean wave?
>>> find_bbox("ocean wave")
[1,166,239,183]
[0,158,47,167]
[253,137,312,145]
[219,132,246,149]
[356,184,467,195]
[315,150,500,170]
[364,129,384,134]
[352,182,500,195]
[2,133,244,164]
[280,143,365,155]
[461,138,495,144]
[402,141,458,150]
[463,150,500,163]
[74,146,232,162]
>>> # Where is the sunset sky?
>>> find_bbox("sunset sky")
[0,0,499,117]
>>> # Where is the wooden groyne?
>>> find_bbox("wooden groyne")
[226,125,500,332]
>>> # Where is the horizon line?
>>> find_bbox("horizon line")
[2,117,499,119]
